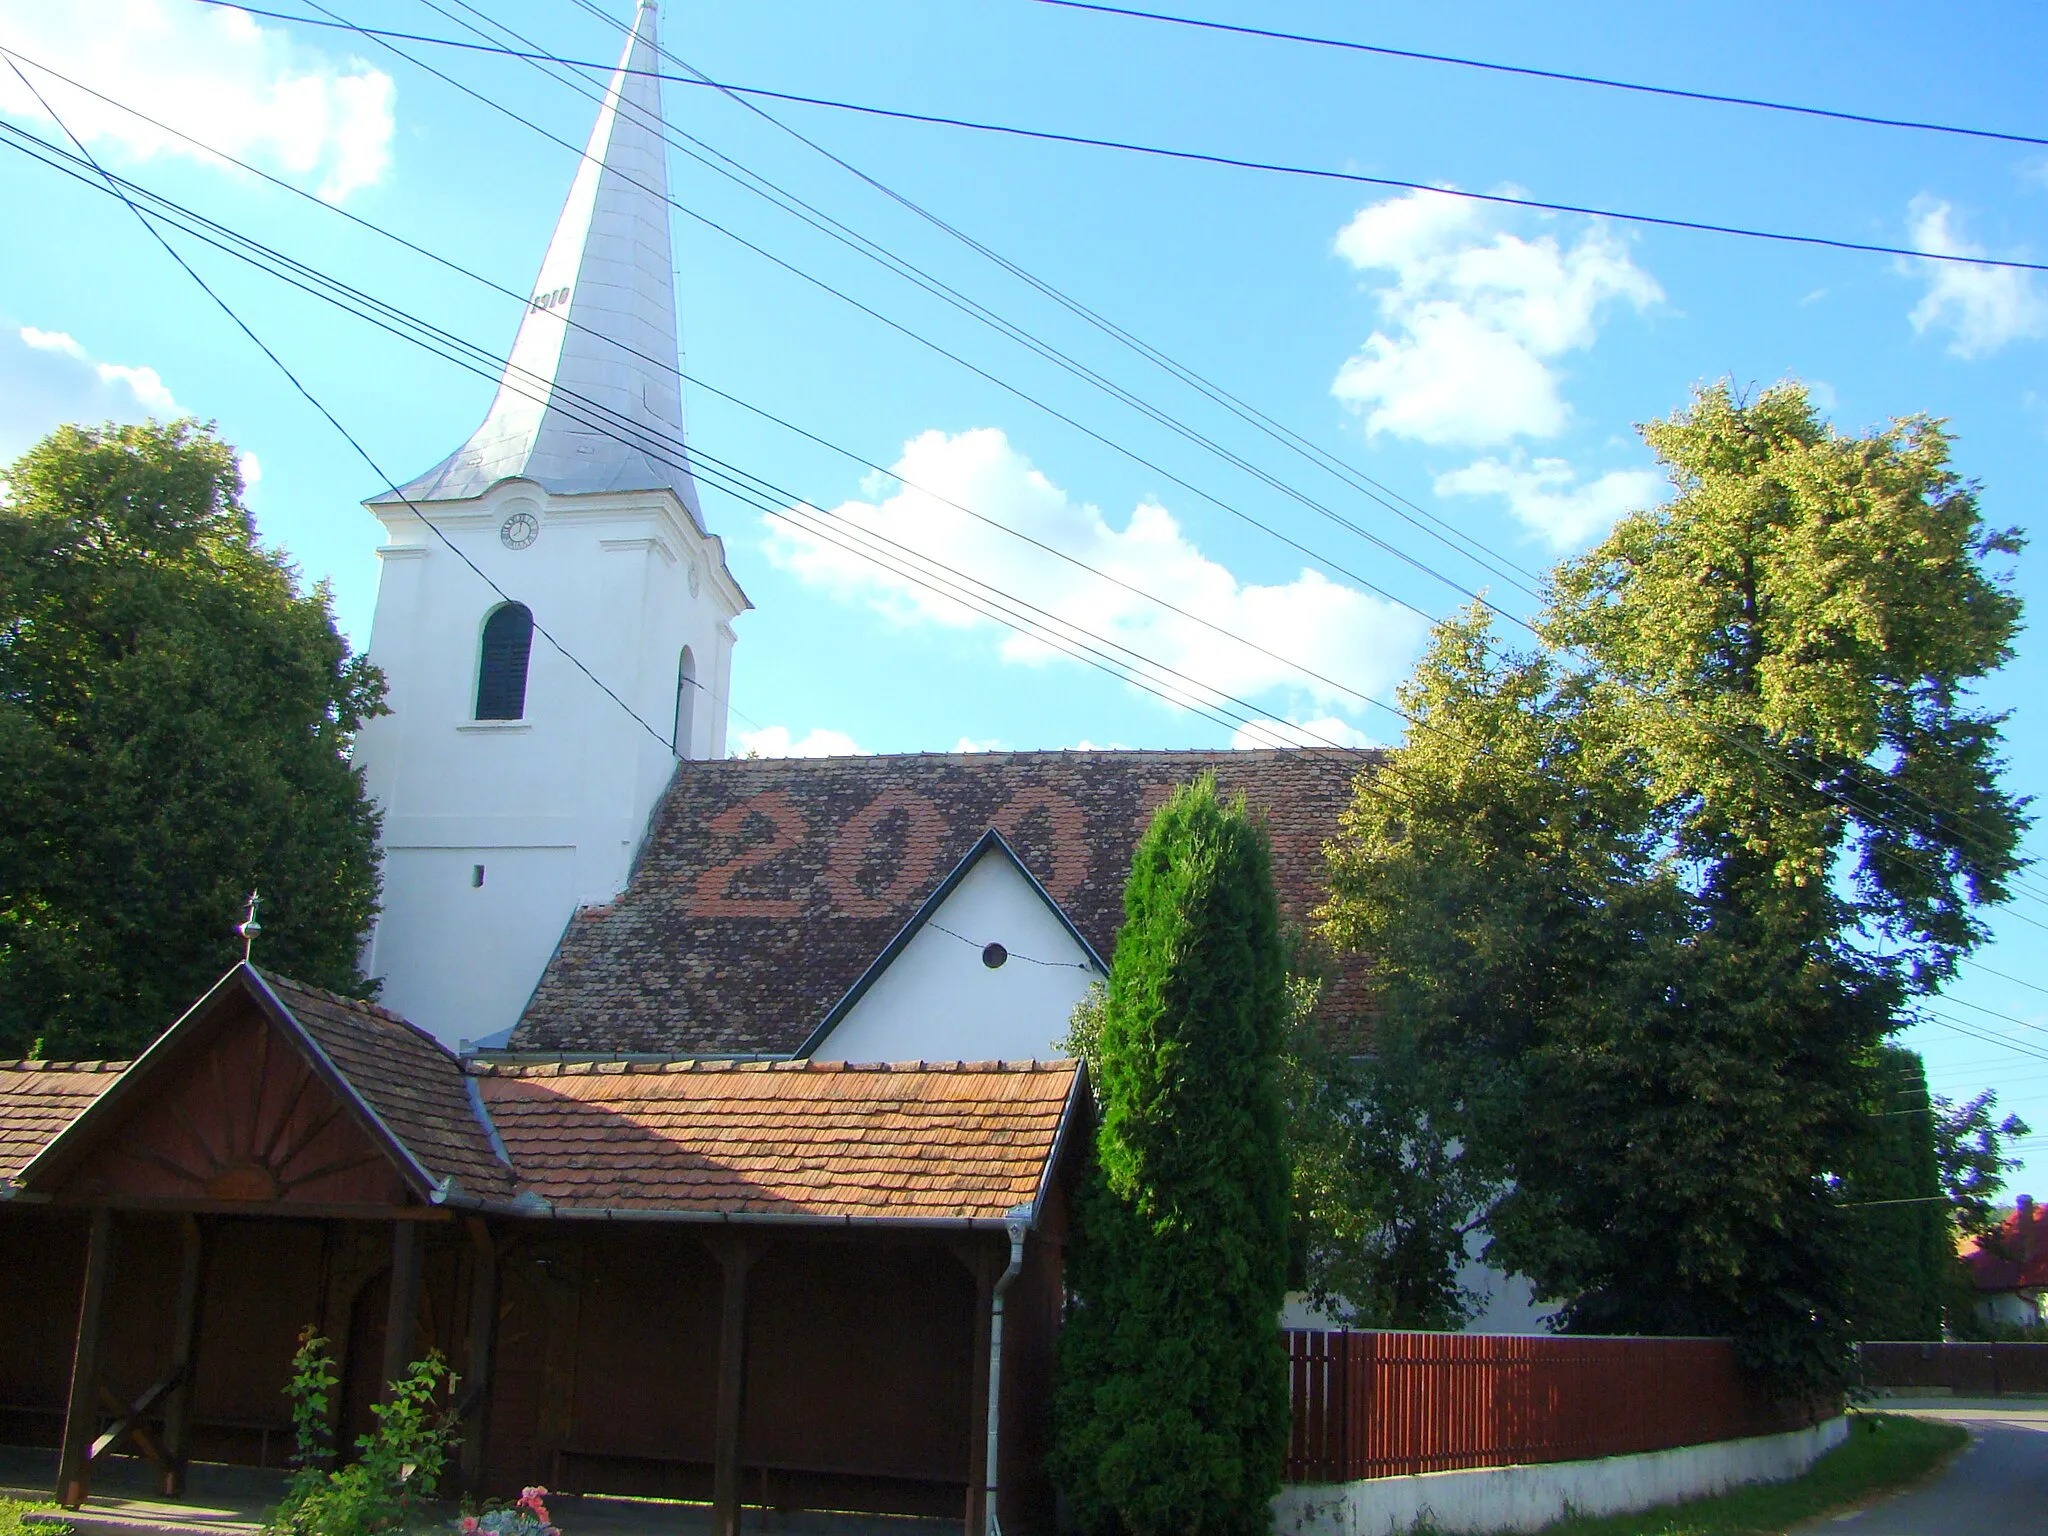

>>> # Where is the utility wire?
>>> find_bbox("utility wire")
[14,30,2042,940]
[553,0,2048,915]
[1022,0,2048,150]
[0,111,1408,773]
[213,0,2048,905]
[17,101,2045,1087]
[181,0,2048,277]
[321,2,2048,915]
[0,49,1414,731]
[0,57,687,766]
[556,0,1545,598]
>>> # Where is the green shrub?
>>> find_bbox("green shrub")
[1052,777,1292,1536]
[267,1327,459,1536]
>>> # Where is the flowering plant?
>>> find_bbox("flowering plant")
[455,1486,559,1536]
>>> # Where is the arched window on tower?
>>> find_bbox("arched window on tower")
[476,602,535,720]
[673,645,697,757]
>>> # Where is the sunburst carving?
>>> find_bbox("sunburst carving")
[96,1010,390,1202]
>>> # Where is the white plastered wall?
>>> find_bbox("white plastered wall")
[809,850,1103,1064]
[354,478,743,1045]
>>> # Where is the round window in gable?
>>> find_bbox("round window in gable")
[982,942,1009,970]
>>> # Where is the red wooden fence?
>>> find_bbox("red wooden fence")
[1859,1341,2048,1396]
[1284,1330,1797,1484]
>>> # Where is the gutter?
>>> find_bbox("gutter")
[984,1202,1033,1536]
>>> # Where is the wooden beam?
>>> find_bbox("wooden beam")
[57,1207,116,1509]
[457,1218,498,1493]
[94,1376,179,1463]
[963,1244,996,1536]
[380,1219,422,1401]
[160,1214,205,1495]
[707,1236,757,1536]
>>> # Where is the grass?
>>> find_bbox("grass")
[1521,1414,1967,1535]
[0,1500,67,1536]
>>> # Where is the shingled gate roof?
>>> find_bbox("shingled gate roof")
[474,1057,1081,1222]
[5,970,1086,1226]
[0,1061,127,1185]
[514,747,1375,1056]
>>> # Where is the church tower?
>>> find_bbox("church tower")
[353,0,747,1046]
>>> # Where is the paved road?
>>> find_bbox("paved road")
[1795,1400,2048,1535]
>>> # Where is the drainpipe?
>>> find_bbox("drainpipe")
[983,1206,1031,1536]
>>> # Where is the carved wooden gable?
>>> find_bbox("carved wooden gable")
[31,986,411,1209]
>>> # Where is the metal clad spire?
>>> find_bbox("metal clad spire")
[379,1,701,519]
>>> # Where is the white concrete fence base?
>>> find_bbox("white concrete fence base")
[1271,1416,1849,1536]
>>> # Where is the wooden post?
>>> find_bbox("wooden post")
[380,1220,422,1401]
[57,1207,117,1509]
[159,1215,206,1496]
[963,1245,997,1536]
[458,1219,498,1492]
[708,1236,756,1536]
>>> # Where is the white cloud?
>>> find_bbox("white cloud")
[764,428,1424,722]
[1331,190,1661,447]
[237,449,262,488]
[2,324,188,462]
[0,0,394,202]
[1435,453,1665,550]
[1905,198,2046,358]
[952,736,1004,753]
[1229,716,1378,751]
[733,725,864,758]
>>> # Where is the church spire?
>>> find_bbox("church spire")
[379,0,701,519]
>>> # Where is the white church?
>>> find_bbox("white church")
[346,7,1550,1345]
[348,0,1366,1075]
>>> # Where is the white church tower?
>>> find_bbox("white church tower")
[354,0,747,1046]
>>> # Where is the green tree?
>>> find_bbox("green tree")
[1324,382,2026,1398]
[0,421,384,1056]
[1284,1003,1491,1330]
[1933,1088,2031,1239]
[1052,777,1291,1536]
[1838,1047,1947,1341]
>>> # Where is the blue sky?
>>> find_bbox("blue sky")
[3,0,2047,1187]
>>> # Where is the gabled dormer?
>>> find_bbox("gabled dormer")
[800,830,1108,1064]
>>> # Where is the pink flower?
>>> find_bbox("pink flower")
[460,1520,479,1533]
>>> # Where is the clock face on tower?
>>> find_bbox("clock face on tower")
[500,511,539,550]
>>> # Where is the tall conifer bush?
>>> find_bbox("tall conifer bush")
[1052,777,1291,1536]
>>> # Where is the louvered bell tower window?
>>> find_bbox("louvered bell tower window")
[476,602,535,720]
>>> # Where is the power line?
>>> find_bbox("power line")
[1022,0,2048,150]
[0,50,1415,733]
[14,26,2040,939]
[0,111,1410,779]
[132,0,2048,918]
[547,0,2048,917]
[555,0,1546,601]
[0,56,687,768]
[320,3,2048,918]
[182,0,2048,277]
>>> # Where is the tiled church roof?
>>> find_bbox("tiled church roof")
[512,748,1377,1057]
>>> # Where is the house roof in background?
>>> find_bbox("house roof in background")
[473,1056,1082,1222]
[513,747,1375,1057]
[1964,1198,2048,1292]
